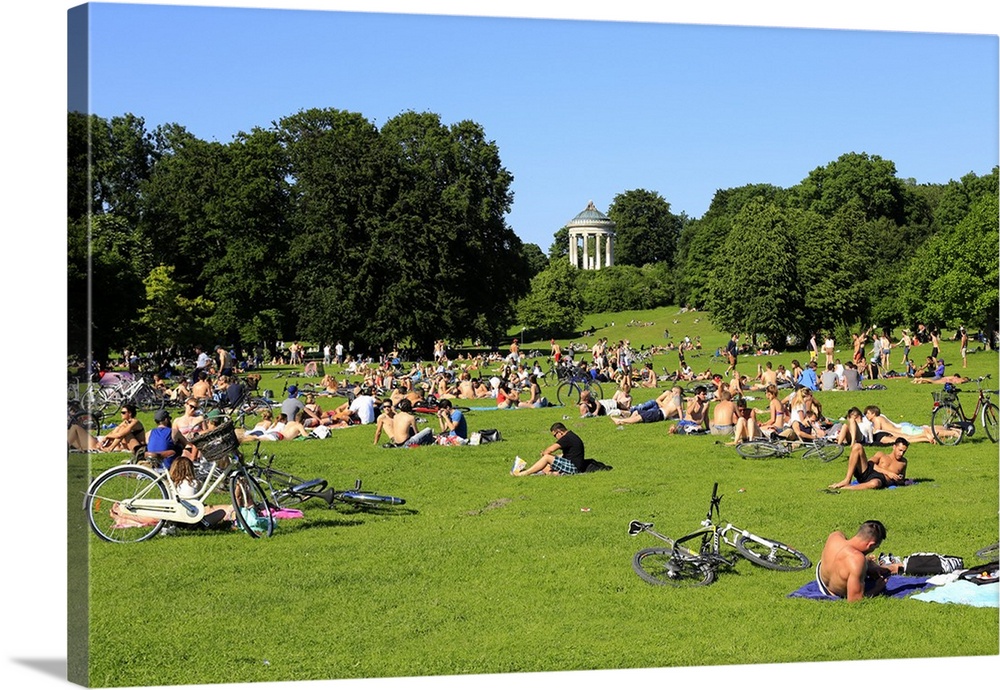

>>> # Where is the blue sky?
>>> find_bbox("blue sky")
[80,2,998,251]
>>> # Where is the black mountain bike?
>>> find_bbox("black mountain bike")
[930,375,998,445]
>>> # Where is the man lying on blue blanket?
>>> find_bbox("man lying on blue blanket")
[816,520,905,601]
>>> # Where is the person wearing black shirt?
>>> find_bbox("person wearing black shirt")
[510,422,587,476]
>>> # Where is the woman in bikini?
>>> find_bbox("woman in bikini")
[757,385,787,435]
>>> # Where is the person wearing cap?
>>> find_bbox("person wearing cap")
[145,409,178,468]
[816,520,902,601]
[280,385,304,424]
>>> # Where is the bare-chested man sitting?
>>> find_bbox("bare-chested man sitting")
[709,388,737,436]
[829,437,909,491]
[379,399,433,446]
[816,520,902,600]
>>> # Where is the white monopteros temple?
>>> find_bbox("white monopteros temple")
[567,201,615,270]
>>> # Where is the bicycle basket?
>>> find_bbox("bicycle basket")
[932,391,958,405]
[190,418,238,467]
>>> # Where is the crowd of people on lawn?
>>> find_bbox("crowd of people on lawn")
[70,322,978,483]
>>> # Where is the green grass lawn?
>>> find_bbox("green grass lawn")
[71,308,999,687]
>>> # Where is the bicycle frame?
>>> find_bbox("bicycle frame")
[629,483,798,566]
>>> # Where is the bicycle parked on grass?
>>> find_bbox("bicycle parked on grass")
[929,374,998,445]
[84,418,275,542]
[556,373,604,406]
[244,442,407,512]
[734,435,844,462]
[628,482,811,586]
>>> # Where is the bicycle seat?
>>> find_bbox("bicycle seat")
[628,520,652,535]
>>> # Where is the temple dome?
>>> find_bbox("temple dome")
[567,200,614,230]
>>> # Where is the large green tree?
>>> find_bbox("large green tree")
[706,199,804,345]
[897,194,999,333]
[607,188,682,268]
[516,261,582,338]
[791,152,907,224]
[373,111,530,354]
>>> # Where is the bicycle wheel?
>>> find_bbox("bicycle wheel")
[229,469,275,538]
[85,466,168,543]
[585,380,604,400]
[981,402,998,443]
[736,441,781,459]
[336,489,406,510]
[632,547,715,587]
[803,441,844,462]
[735,533,811,571]
[931,404,964,445]
[556,382,582,406]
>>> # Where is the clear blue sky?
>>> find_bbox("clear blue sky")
[81,2,998,250]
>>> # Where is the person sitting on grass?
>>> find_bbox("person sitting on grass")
[791,409,827,442]
[144,409,178,467]
[68,403,147,453]
[435,398,467,442]
[729,397,760,444]
[612,381,633,412]
[709,388,737,436]
[518,374,546,408]
[372,400,395,445]
[510,422,587,476]
[816,520,903,601]
[380,399,434,447]
[912,359,970,385]
[828,437,909,491]
[578,388,608,418]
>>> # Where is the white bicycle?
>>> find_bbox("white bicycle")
[83,418,275,542]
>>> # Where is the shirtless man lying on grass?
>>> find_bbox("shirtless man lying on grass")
[816,520,903,600]
[829,437,908,491]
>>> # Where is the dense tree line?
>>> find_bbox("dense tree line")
[523,154,998,346]
[70,110,996,361]
[68,109,533,362]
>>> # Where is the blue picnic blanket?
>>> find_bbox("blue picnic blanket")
[788,575,934,601]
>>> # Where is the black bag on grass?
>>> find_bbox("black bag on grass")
[903,553,964,575]
[583,459,613,472]
[478,429,502,443]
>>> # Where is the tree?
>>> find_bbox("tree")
[791,152,907,224]
[607,189,682,267]
[134,265,215,350]
[280,107,388,350]
[521,242,549,277]
[548,226,569,260]
[897,194,999,333]
[373,111,530,354]
[516,261,582,338]
[140,124,294,349]
[706,199,804,345]
[787,204,867,335]
[674,183,786,309]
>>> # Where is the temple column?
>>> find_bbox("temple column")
[583,232,590,270]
